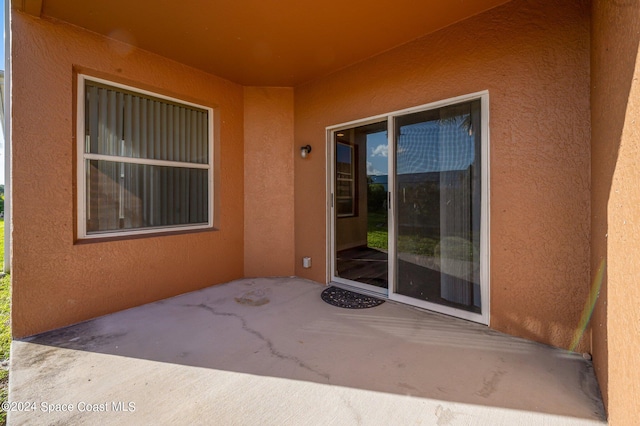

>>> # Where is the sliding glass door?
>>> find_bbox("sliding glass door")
[393,99,482,315]
[333,121,389,294]
[330,93,489,323]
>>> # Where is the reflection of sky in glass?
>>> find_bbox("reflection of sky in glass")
[366,132,387,176]
[397,116,474,175]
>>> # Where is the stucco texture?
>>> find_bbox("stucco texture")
[11,13,245,337]
[294,0,591,351]
[243,87,295,277]
[591,0,640,422]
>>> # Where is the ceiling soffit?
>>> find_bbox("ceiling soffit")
[24,0,512,86]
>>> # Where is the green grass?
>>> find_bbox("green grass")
[0,220,10,426]
[367,211,440,256]
[367,212,388,250]
[398,234,440,257]
[367,212,474,260]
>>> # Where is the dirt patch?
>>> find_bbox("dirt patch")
[235,289,270,306]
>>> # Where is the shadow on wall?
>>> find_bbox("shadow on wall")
[501,311,590,353]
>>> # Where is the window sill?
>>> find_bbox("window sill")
[74,226,218,245]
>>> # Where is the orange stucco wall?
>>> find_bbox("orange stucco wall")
[591,1,640,422]
[294,0,591,350]
[243,87,295,277]
[11,12,245,337]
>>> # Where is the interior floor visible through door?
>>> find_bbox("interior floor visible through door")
[337,246,480,313]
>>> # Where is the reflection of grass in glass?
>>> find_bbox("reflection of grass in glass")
[367,212,388,250]
[367,212,473,260]
[368,212,438,255]
[398,235,439,256]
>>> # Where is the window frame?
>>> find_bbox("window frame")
[335,142,356,218]
[76,74,215,240]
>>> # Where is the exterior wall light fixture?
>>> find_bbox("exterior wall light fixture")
[300,145,312,159]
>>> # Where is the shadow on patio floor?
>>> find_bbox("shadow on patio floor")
[9,277,605,425]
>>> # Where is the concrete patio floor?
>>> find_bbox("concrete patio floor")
[9,277,605,425]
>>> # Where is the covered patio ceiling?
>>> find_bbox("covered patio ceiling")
[23,0,512,86]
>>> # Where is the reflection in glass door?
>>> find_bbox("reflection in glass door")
[330,93,488,323]
[394,100,482,314]
[334,121,389,293]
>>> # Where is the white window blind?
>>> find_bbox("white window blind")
[78,76,213,238]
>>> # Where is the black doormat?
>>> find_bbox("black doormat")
[321,286,385,309]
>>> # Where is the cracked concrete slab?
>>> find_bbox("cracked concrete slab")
[8,277,606,425]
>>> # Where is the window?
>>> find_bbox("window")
[76,75,214,239]
[336,142,355,217]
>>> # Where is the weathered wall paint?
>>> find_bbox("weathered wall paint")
[243,87,295,277]
[294,0,591,351]
[591,1,640,422]
[11,13,245,337]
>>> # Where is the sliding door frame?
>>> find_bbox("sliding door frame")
[328,116,390,296]
[327,91,490,325]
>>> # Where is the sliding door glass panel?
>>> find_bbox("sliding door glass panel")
[395,100,482,313]
[335,121,389,289]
